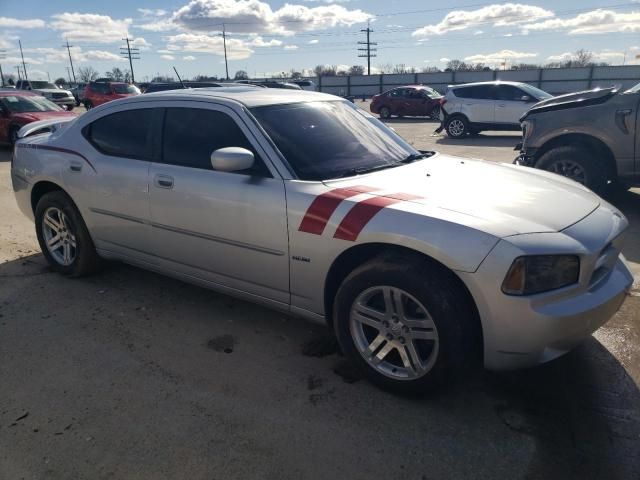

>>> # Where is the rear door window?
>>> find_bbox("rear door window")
[454,85,495,100]
[495,85,527,101]
[84,109,154,159]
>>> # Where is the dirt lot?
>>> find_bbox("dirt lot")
[1,106,639,480]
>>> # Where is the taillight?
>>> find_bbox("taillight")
[439,98,447,106]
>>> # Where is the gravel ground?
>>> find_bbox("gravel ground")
[0,104,639,480]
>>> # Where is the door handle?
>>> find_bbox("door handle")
[69,162,82,172]
[497,104,506,108]
[154,174,174,189]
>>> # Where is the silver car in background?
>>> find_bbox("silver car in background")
[11,88,633,393]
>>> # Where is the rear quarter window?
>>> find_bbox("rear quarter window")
[83,109,154,160]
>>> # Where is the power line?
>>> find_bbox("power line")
[358,22,377,75]
[120,38,140,83]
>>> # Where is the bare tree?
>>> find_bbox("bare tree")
[54,77,67,86]
[573,49,594,67]
[421,66,440,73]
[289,69,302,79]
[348,65,365,76]
[313,65,338,76]
[234,70,249,80]
[376,63,394,74]
[105,67,124,81]
[77,66,99,82]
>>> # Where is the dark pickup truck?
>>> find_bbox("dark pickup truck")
[515,83,639,194]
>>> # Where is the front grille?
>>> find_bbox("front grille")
[52,92,68,99]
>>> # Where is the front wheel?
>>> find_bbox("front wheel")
[536,146,608,194]
[445,116,468,138]
[333,254,480,394]
[379,106,391,119]
[35,191,101,277]
[66,104,74,111]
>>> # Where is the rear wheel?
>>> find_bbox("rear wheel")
[35,191,101,277]
[83,100,93,110]
[445,116,468,138]
[379,106,391,119]
[429,105,441,121]
[66,104,74,111]
[536,146,608,194]
[333,254,479,394]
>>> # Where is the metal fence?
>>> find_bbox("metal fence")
[315,65,640,97]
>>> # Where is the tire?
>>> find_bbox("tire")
[429,106,441,121]
[84,100,93,110]
[445,116,468,138]
[333,253,480,394]
[8,126,20,145]
[536,145,608,194]
[35,191,101,277]
[66,105,74,111]
[379,106,391,119]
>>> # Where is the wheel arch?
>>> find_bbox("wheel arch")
[534,133,617,180]
[323,243,483,356]
[30,180,74,214]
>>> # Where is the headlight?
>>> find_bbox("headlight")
[521,119,533,140]
[502,255,580,295]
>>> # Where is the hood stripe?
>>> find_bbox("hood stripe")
[334,193,422,241]
[298,185,378,235]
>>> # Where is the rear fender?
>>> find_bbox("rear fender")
[18,117,76,140]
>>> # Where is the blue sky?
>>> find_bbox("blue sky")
[1,0,639,81]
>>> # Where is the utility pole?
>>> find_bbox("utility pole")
[0,49,5,87]
[120,38,140,83]
[64,39,77,84]
[357,22,377,75]
[221,24,229,81]
[19,39,28,82]
[65,66,72,84]
[15,65,22,82]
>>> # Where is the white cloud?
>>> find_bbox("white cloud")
[165,33,255,60]
[439,57,450,63]
[248,36,282,47]
[522,9,640,35]
[308,39,319,44]
[412,3,553,37]
[137,18,177,31]
[183,55,197,60]
[24,46,125,64]
[474,30,483,35]
[50,13,131,43]
[137,8,168,17]
[131,37,152,50]
[283,45,298,50]
[161,54,176,60]
[172,0,371,35]
[4,56,43,65]
[157,49,173,54]
[0,17,45,29]
[464,49,537,63]
[547,49,630,64]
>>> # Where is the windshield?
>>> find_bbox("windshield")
[29,81,58,90]
[520,84,553,100]
[1,95,62,113]
[251,101,420,181]
[420,86,442,98]
[112,84,140,94]
[625,82,640,94]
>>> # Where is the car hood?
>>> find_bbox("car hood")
[11,110,76,123]
[323,154,600,238]
[35,88,72,95]
[522,86,618,120]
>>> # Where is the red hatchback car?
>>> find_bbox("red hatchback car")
[83,80,141,109]
[0,91,76,145]
[370,85,443,120]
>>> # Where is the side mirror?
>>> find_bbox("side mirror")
[210,147,254,172]
[521,95,532,102]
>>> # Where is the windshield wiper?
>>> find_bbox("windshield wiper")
[336,162,403,178]
[400,152,432,164]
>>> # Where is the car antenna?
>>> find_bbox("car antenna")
[173,66,186,89]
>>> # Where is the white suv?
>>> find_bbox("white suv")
[440,81,552,138]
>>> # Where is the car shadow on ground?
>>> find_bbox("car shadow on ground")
[1,253,638,479]
[381,117,441,125]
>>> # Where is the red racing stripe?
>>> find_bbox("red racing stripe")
[298,185,378,235]
[333,193,422,241]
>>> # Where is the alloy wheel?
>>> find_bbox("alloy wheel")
[547,159,587,185]
[448,119,465,137]
[349,286,439,380]
[42,207,77,266]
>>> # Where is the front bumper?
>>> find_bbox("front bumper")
[459,204,634,370]
[50,97,75,107]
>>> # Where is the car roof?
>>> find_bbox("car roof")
[450,81,525,88]
[137,87,337,108]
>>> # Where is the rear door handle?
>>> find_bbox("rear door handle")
[154,174,174,189]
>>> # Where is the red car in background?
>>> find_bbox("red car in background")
[370,85,443,120]
[83,80,141,109]
[0,91,76,145]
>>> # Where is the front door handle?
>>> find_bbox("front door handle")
[154,174,174,189]
[69,162,82,172]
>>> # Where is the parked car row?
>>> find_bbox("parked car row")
[15,80,76,111]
